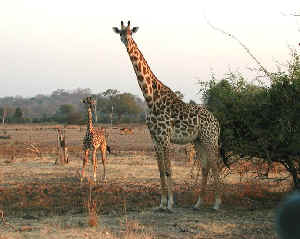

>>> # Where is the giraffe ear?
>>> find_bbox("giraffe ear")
[132,27,139,33]
[112,27,120,34]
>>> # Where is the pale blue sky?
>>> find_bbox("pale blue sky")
[0,0,299,103]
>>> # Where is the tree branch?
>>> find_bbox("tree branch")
[204,15,273,81]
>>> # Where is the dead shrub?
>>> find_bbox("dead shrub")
[86,179,99,227]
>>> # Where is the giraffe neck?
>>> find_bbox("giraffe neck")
[126,38,172,109]
[87,107,94,133]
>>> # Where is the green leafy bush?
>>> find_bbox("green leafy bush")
[201,52,300,188]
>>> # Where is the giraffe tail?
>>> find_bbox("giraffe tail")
[220,143,230,169]
[106,145,111,154]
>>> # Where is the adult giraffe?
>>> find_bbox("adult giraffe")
[113,21,225,211]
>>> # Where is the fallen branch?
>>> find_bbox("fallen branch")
[24,143,42,159]
[258,176,290,183]
[0,210,18,231]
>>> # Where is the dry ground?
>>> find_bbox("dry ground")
[0,124,292,238]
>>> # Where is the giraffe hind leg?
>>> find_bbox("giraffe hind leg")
[92,149,98,182]
[194,166,209,209]
[193,143,223,210]
[211,155,223,210]
[193,143,209,209]
[100,144,107,181]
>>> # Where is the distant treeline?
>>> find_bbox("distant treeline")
[0,88,147,124]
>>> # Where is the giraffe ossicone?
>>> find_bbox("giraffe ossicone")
[113,21,225,211]
[81,96,109,183]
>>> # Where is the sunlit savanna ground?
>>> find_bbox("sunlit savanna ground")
[0,124,291,238]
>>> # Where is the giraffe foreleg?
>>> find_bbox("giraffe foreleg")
[154,142,174,212]
[163,144,174,211]
[81,149,89,183]
[155,148,168,210]
[147,117,174,211]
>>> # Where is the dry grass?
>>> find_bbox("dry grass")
[0,124,293,239]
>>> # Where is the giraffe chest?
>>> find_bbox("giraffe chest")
[83,132,105,149]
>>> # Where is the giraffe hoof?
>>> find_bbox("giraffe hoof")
[192,206,201,211]
[153,207,174,213]
[153,207,167,213]
[166,208,175,213]
[213,206,220,211]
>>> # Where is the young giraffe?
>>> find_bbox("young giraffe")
[81,96,110,182]
[113,21,225,211]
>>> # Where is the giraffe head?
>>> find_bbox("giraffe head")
[81,96,96,108]
[113,21,139,47]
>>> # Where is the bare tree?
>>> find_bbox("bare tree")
[2,108,7,125]
[281,10,300,44]
[92,94,98,123]
[102,89,120,127]
[55,128,69,165]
